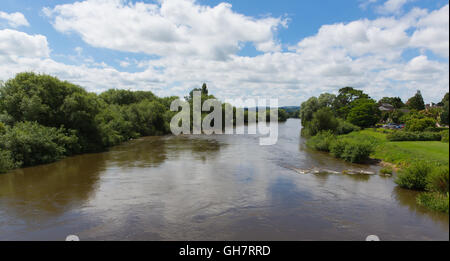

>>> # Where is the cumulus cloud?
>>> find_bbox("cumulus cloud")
[376,0,410,14]
[0,29,49,58]
[0,11,29,28]
[0,1,448,106]
[410,4,449,57]
[43,0,286,60]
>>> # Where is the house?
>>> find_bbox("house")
[379,103,395,112]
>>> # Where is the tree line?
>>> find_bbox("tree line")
[0,73,288,173]
[300,87,449,137]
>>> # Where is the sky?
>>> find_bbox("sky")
[0,0,448,106]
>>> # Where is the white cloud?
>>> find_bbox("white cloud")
[0,11,29,28]
[377,0,410,14]
[410,4,449,57]
[44,0,286,61]
[0,2,448,106]
[119,61,130,68]
[0,29,49,58]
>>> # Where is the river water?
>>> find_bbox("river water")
[0,119,448,240]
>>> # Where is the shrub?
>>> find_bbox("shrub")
[405,117,436,132]
[336,119,361,135]
[330,136,376,163]
[387,131,442,142]
[380,166,393,175]
[426,166,449,193]
[306,131,336,152]
[417,192,449,213]
[395,161,434,190]
[0,149,18,173]
[441,130,449,143]
[0,121,79,167]
[304,108,339,136]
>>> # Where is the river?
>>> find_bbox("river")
[0,119,448,240]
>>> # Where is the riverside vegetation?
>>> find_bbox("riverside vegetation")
[301,87,449,213]
[0,73,288,174]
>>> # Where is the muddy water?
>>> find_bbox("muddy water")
[0,119,448,241]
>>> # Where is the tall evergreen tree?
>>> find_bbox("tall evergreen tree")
[407,90,425,111]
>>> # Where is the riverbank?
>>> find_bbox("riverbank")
[308,128,449,213]
[358,129,449,167]
[1,119,448,240]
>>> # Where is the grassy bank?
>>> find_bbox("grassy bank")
[348,129,449,213]
[356,129,449,167]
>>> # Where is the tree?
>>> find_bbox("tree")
[346,98,380,128]
[333,87,370,118]
[438,92,449,106]
[201,83,209,96]
[407,90,425,111]
[441,100,449,125]
[378,97,404,109]
[304,107,339,136]
[318,93,336,108]
[299,97,319,126]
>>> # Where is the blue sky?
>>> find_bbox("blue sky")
[0,0,448,105]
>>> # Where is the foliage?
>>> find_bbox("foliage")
[380,166,393,175]
[333,87,370,119]
[378,97,404,109]
[329,134,377,163]
[346,98,380,128]
[417,192,449,213]
[0,149,18,173]
[441,130,449,143]
[0,121,79,167]
[405,117,436,132]
[386,131,442,142]
[299,97,320,126]
[441,100,449,125]
[306,131,336,152]
[99,89,156,106]
[303,107,339,137]
[426,166,449,194]
[395,161,434,190]
[335,118,361,135]
[406,90,425,111]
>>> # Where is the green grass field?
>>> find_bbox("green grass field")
[354,129,449,167]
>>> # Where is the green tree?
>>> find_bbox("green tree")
[318,93,336,108]
[378,97,404,109]
[0,121,79,167]
[333,87,370,118]
[299,97,319,126]
[305,107,339,136]
[346,98,380,128]
[440,93,449,125]
[407,90,425,111]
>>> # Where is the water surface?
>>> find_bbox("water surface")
[0,119,448,240]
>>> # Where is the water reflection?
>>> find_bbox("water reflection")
[0,153,106,217]
[393,187,449,229]
[0,119,448,241]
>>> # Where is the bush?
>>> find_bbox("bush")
[441,130,449,143]
[306,131,336,152]
[395,161,434,190]
[426,166,449,193]
[336,119,360,135]
[0,149,18,173]
[387,131,442,142]
[417,192,449,213]
[380,166,393,175]
[405,117,436,132]
[329,136,376,163]
[304,108,339,137]
[0,121,79,167]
